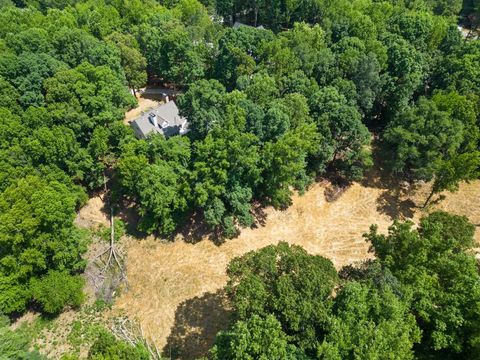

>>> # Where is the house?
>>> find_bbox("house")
[233,21,265,30]
[130,99,189,139]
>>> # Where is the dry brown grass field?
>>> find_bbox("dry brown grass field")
[109,175,480,359]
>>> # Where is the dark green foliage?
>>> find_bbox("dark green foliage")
[106,32,147,93]
[226,242,338,352]
[191,112,261,235]
[310,86,372,180]
[177,79,227,139]
[383,97,465,180]
[262,124,319,207]
[118,136,191,236]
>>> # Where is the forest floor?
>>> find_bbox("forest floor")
[109,171,480,359]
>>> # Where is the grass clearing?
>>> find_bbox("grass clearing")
[112,176,480,359]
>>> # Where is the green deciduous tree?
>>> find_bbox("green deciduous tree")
[118,136,191,235]
[383,97,464,181]
[192,108,261,235]
[0,175,87,315]
[262,124,319,207]
[44,62,135,140]
[226,242,338,353]
[211,314,300,360]
[30,270,85,314]
[177,79,227,139]
[318,281,420,360]
[106,32,147,96]
[424,151,480,207]
[88,329,149,360]
[310,86,371,180]
[365,212,480,357]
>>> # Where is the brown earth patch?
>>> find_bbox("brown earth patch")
[123,97,161,126]
[75,195,109,230]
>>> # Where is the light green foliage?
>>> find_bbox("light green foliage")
[75,1,122,38]
[106,32,147,93]
[88,329,149,360]
[366,212,480,357]
[98,219,126,243]
[173,0,212,40]
[262,124,319,207]
[211,314,299,360]
[0,315,45,360]
[0,175,87,314]
[31,271,85,314]
[44,62,136,133]
[318,281,421,360]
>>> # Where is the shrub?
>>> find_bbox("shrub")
[31,271,85,314]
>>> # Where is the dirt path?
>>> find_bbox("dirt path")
[112,179,480,358]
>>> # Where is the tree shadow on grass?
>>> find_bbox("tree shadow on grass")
[250,202,268,228]
[358,140,419,221]
[376,188,416,220]
[177,211,224,245]
[163,289,233,360]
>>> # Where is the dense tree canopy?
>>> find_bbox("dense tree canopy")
[0,0,479,349]
[366,212,480,357]
[214,212,480,359]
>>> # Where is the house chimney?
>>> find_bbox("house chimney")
[165,95,169,103]
[149,113,158,127]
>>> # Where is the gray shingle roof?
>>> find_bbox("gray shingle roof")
[130,101,189,139]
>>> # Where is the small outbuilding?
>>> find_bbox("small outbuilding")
[233,21,265,30]
[130,99,189,139]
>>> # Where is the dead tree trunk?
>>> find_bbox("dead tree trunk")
[96,172,124,275]
[422,187,435,209]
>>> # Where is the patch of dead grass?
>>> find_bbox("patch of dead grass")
[123,97,161,126]
[113,178,480,358]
